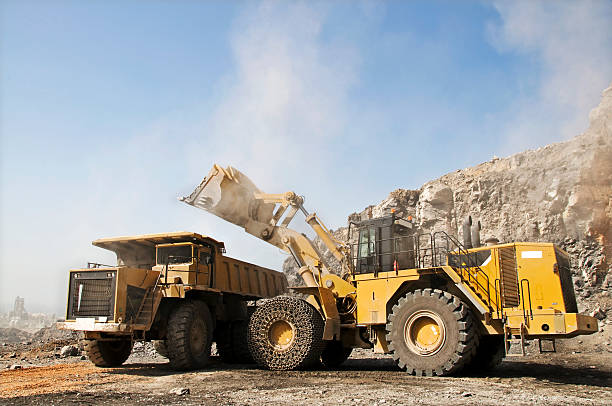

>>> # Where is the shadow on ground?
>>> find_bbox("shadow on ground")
[106,355,611,389]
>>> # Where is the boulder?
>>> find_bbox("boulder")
[60,345,79,357]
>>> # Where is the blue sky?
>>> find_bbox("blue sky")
[1,0,611,314]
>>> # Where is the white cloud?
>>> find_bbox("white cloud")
[488,0,612,151]
[195,1,361,191]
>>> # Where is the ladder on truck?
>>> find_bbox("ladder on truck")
[132,272,163,328]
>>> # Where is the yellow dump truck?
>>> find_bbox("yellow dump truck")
[182,164,599,376]
[58,231,287,370]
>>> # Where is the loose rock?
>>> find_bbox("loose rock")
[590,307,606,320]
[169,387,190,396]
[60,345,79,357]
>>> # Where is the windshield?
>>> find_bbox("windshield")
[157,245,193,265]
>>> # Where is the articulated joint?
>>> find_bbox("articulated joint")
[283,191,303,207]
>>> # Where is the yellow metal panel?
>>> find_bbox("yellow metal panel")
[504,308,597,338]
[213,255,286,298]
[216,260,230,291]
[554,313,566,334]
[514,243,565,313]
[355,270,430,325]
[231,263,241,292]
[240,266,250,293]
[320,274,356,297]
[107,267,159,322]
[355,278,388,324]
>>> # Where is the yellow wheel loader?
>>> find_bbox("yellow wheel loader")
[181,164,598,376]
[58,232,287,370]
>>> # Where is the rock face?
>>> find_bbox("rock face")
[283,83,612,319]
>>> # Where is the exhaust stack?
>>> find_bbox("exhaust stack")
[462,216,473,249]
[471,219,482,248]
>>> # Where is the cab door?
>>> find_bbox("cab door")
[195,246,212,286]
[357,227,378,274]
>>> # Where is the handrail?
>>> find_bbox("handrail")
[495,278,502,317]
[350,230,499,312]
[520,279,534,322]
[433,231,494,310]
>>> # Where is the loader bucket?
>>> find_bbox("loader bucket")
[180,164,275,228]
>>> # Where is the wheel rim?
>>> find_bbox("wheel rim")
[404,310,446,356]
[268,319,295,351]
[190,318,206,355]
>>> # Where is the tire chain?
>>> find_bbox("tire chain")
[248,296,324,370]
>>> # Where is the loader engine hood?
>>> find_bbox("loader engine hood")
[180,164,276,229]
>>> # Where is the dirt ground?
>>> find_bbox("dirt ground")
[1,345,611,405]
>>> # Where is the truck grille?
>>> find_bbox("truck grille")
[67,271,116,320]
[555,249,578,313]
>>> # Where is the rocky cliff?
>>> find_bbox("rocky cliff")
[283,83,612,323]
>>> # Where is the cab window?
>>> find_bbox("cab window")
[157,245,193,265]
[358,228,376,258]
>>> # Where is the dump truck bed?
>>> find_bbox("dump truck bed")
[211,254,287,299]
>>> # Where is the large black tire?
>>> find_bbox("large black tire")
[152,340,168,358]
[166,300,213,370]
[217,319,254,364]
[321,340,353,368]
[84,338,133,367]
[386,288,477,376]
[248,296,324,370]
[464,335,505,373]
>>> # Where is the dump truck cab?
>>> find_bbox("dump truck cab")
[153,240,216,287]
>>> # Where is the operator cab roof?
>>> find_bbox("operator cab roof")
[354,214,414,231]
[92,231,224,251]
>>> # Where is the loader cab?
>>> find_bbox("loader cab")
[353,214,416,274]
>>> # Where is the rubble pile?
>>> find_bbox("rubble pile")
[284,83,612,323]
[31,325,81,344]
[0,328,31,344]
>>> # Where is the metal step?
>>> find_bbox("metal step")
[134,290,156,325]
[504,322,526,357]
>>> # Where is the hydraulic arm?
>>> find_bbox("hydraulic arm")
[180,164,352,287]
